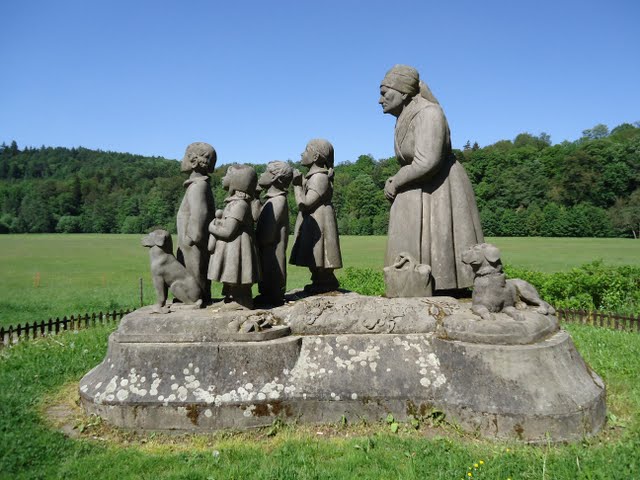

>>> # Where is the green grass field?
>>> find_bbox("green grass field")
[1,234,639,478]
[0,322,638,479]
[0,234,638,328]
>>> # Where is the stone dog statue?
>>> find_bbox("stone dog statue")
[462,243,555,321]
[142,229,203,314]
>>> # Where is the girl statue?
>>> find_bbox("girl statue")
[290,139,343,294]
[207,164,260,309]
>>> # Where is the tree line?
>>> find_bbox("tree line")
[1,121,639,238]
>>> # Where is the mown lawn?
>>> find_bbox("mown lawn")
[0,234,638,327]
[1,234,639,478]
[0,322,638,479]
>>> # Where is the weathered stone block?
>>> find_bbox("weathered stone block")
[80,294,605,442]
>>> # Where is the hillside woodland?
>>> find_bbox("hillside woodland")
[1,122,639,237]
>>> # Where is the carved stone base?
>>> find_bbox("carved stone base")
[79,294,605,442]
[438,309,560,345]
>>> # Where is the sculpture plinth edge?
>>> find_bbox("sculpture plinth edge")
[80,296,605,442]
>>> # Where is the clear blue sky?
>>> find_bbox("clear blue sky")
[1,0,638,165]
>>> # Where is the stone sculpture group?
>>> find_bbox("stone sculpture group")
[81,65,606,442]
[145,137,344,313]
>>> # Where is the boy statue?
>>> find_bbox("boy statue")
[176,142,216,304]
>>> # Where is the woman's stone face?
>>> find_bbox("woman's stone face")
[379,86,405,116]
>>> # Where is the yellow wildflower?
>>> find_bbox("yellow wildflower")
[479,460,484,465]
[474,463,478,468]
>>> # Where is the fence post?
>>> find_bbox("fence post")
[140,277,143,308]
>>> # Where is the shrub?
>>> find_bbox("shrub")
[55,215,82,233]
[338,267,385,296]
[340,262,640,314]
[505,261,640,314]
[120,215,144,233]
[0,213,18,233]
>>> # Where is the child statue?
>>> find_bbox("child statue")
[290,139,343,293]
[176,142,216,304]
[255,161,294,306]
[207,164,260,309]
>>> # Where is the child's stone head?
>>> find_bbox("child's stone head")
[224,164,258,197]
[181,142,217,174]
[259,161,293,190]
[302,139,334,169]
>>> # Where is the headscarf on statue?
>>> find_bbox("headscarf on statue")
[380,64,439,105]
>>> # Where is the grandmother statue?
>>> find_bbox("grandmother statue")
[379,65,484,296]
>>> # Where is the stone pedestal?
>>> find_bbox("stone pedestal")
[80,294,606,442]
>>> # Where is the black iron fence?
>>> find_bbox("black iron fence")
[0,309,132,348]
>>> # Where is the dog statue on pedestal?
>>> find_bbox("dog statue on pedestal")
[142,229,203,314]
[462,243,555,321]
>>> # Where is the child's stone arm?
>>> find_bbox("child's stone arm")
[208,217,241,241]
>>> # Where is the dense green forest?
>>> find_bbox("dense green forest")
[1,122,639,237]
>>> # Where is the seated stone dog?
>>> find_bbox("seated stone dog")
[462,243,555,321]
[141,229,203,314]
